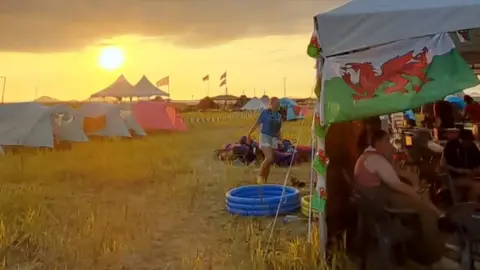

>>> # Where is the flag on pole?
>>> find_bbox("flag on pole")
[318,33,479,124]
[156,76,169,87]
[202,75,209,82]
[220,72,227,80]
[219,79,226,87]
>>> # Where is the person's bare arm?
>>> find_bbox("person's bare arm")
[441,152,471,174]
[365,155,421,199]
[247,115,262,139]
[367,156,442,215]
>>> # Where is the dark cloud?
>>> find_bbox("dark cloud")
[0,0,344,52]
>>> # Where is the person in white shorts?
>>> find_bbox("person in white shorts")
[247,97,282,184]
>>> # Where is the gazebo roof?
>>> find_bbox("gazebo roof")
[90,75,135,98]
[314,0,480,59]
[133,76,169,97]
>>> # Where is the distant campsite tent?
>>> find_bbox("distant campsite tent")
[52,104,89,142]
[241,98,268,111]
[260,95,269,105]
[90,75,136,98]
[279,98,307,121]
[133,76,170,97]
[132,101,187,132]
[120,110,147,136]
[165,106,188,131]
[78,103,131,137]
[0,102,87,148]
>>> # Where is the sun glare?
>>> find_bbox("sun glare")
[98,47,125,70]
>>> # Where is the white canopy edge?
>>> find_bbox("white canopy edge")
[315,0,480,56]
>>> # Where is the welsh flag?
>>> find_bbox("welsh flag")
[319,33,480,124]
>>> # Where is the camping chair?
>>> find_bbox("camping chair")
[436,171,480,269]
[444,202,480,270]
[342,170,418,269]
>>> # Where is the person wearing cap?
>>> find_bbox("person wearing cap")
[442,129,480,201]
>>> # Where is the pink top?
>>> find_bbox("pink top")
[354,151,382,187]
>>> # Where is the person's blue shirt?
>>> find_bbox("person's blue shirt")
[258,109,282,137]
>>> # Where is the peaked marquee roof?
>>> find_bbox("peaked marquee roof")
[134,75,169,97]
[91,75,169,98]
[90,75,135,98]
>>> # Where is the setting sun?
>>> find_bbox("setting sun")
[98,47,125,70]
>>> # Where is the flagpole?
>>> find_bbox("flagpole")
[0,76,6,103]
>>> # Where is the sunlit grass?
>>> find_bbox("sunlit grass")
[0,113,336,269]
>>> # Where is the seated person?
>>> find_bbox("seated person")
[354,129,445,265]
[441,129,480,201]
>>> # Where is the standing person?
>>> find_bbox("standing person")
[403,109,417,128]
[247,97,282,184]
[464,95,480,139]
[434,100,455,129]
[422,103,435,128]
[464,95,480,122]
[434,99,456,141]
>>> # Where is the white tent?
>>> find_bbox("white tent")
[133,75,169,97]
[260,95,269,105]
[0,102,87,148]
[51,105,89,143]
[78,103,131,137]
[314,0,480,57]
[241,98,268,111]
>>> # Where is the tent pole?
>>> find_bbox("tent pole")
[0,76,6,103]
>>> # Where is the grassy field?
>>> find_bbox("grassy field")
[0,113,347,269]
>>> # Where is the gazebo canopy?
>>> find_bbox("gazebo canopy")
[134,75,169,97]
[90,75,135,98]
[314,0,480,62]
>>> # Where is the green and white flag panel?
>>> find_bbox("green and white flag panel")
[317,33,479,125]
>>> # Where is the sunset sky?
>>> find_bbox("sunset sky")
[0,0,348,102]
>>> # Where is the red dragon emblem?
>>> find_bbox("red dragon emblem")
[341,47,430,101]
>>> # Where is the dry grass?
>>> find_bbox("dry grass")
[0,114,343,270]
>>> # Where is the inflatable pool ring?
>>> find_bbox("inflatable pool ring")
[301,195,319,218]
[226,185,300,216]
